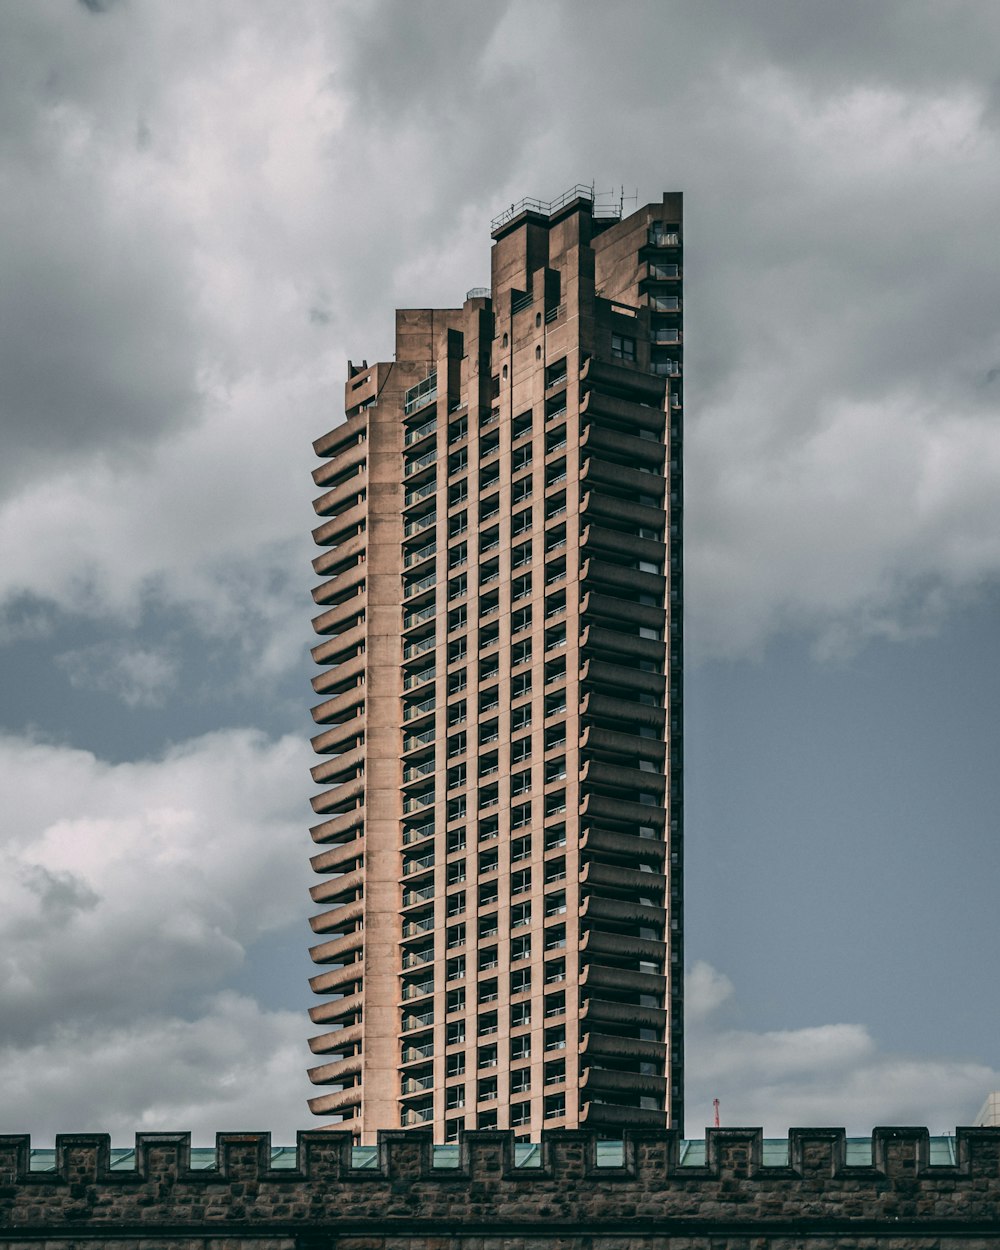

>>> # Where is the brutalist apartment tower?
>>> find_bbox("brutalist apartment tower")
[305,187,684,1145]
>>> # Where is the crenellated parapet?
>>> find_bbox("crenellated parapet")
[3,1127,1000,1242]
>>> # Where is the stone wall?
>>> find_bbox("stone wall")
[2,1128,1000,1249]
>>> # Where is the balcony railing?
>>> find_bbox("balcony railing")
[404,417,437,446]
[402,603,436,630]
[402,821,434,845]
[404,540,436,568]
[403,373,438,416]
[402,883,435,906]
[404,479,437,507]
[401,1040,434,1062]
[402,726,436,752]
[403,511,436,538]
[402,634,435,662]
[402,791,435,814]
[404,572,436,600]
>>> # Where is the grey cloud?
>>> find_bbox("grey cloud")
[77,0,121,13]
[56,641,179,708]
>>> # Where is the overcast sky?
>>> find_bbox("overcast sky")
[2,0,999,1144]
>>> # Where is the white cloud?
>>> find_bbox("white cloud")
[0,993,310,1143]
[56,641,179,707]
[0,729,312,1043]
[684,961,1000,1135]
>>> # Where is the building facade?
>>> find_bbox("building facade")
[305,188,684,1144]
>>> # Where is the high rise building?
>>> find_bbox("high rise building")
[305,187,684,1145]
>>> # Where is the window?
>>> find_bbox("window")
[446,1084,465,1109]
[511,1068,531,1095]
[512,444,532,472]
[445,1118,462,1142]
[510,1035,531,1061]
[447,765,467,793]
[511,605,532,634]
[512,705,532,733]
[544,991,566,1018]
[544,1059,565,1086]
[612,333,636,362]
[511,934,531,962]
[544,1025,566,1051]
[511,867,532,895]
[447,988,465,1014]
[447,955,465,982]
[479,914,498,939]
[544,924,566,951]
[510,967,531,996]
[479,880,499,907]
[448,699,467,726]
[478,1044,498,1069]
[511,802,531,830]
[545,856,566,883]
[446,922,466,949]
[512,475,533,504]
[446,1021,465,1046]
[544,890,567,916]
[448,730,467,758]
[511,835,531,863]
[512,573,532,603]
[477,1110,497,1129]
[478,1077,498,1102]
[511,1102,530,1128]
[511,638,532,667]
[447,827,467,854]
[478,1011,498,1036]
[446,891,465,917]
[479,815,499,842]
[545,358,568,388]
[544,1093,566,1119]
[446,1052,466,1077]
[478,978,499,1004]
[511,901,532,929]
[544,957,566,984]
[510,770,531,797]
[479,945,499,971]
[511,999,531,1029]
[512,671,532,700]
[479,719,499,746]
[478,849,498,875]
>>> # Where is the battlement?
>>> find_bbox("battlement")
[2,1127,1000,1243]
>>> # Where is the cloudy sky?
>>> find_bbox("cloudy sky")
[2,0,999,1144]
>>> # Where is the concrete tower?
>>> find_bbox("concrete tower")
[305,187,684,1144]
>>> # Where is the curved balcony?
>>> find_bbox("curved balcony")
[310,835,364,875]
[313,414,367,463]
[311,473,367,536]
[310,896,364,934]
[582,860,666,900]
[580,591,665,633]
[580,996,666,1031]
[311,619,367,668]
[581,893,665,929]
[310,807,364,845]
[579,1100,666,1130]
[310,716,365,757]
[308,989,364,1025]
[581,791,664,830]
[306,1084,363,1115]
[580,387,665,435]
[581,625,666,667]
[312,561,366,607]
[580,927,664,963]
[312,438,368,497]
[580,826,666,868]
[580,356,665,405]
[310,497,366,548]
[310,744,364,786]
[580,557,665,601]
[309,865,364,905]
[309,961,363,994]
[308,1020,363,1054]
[580,455,666,500]
[311,529,368,580]
[310,927,364,965]
[581,758,667,796]
[582,1066,667,1099]
[581,962,665,997]
[580,424,664,472]
[581,524,665,567]
[310,773,364,816]
[311,683,365,726]
[311,651,366,698]
[580,490,665,532]
[312,593,366,638]
[307,1052,362,1085]
[580,724,664,764]
[581,658,665,699]
[581,1030,667,1063]
[581,690,665,731]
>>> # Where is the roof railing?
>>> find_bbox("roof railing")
[491,184,621,232]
